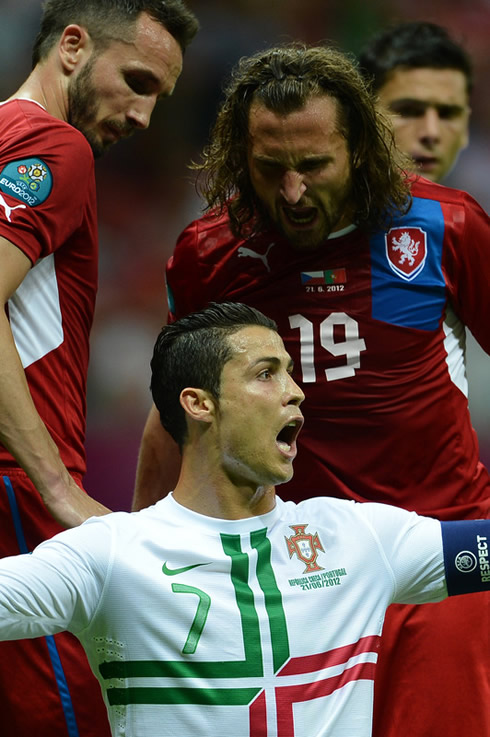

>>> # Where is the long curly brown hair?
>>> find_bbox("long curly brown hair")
[194,43,412,238]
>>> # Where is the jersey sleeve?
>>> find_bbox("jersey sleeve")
[166,219,206,321]
[0,115,95,265]
[441,192,490,354]
[357,503,447,604]
[0,516,112,640]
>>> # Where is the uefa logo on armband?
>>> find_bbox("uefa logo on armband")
[454,550,478,573]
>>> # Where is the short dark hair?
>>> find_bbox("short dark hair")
[151,302,277,448]
[358,21,473,96]
[32,0,199,66]
[194,42,410,238]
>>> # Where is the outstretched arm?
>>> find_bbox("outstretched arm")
[132,403,181,510]
[0,519,109,640]
[0,237,110,527]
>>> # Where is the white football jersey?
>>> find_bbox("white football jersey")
[0,494,446,736]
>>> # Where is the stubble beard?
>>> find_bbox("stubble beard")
[67,58,105,158]
[256,183,354,251]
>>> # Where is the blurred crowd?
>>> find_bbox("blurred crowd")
[2,0,489,510]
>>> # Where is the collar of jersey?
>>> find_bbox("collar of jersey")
[328,223,357,239]
[157,492,282,533]
[1,97,47,112]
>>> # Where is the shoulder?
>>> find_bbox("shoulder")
[45,510,150,562]
[171,208,283,264]
[278,496,372,531]
[410,175,485,213]
[0,99,93,170]
[389,176,489,249]
[168,208,241,289]
[174,208,237,254]
[279,496,435,535]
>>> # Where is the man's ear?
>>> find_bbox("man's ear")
[180,388,216,425]
[58,25,92,73]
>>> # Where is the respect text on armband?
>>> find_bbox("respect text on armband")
[442,520,490,595]
[477,536,490,582]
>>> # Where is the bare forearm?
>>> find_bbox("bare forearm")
[132,404,181,511]
[0,314,110,526]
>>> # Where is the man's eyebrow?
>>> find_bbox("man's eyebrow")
[253,153,330,163]
[251,155,282,165]
[388,98,466,111]
[251,356,281,366]
[251,356,295,371]
[387,98,427,108]
[125,67,174,98]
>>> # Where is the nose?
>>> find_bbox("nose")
[126,98,156,130]
[285,372,305,407]
[280,170,306,205]
[418,107,441,145]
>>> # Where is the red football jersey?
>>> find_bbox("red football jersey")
[167,178,490,520]
[0,99,98,474]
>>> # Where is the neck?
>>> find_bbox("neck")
[9,65,68,122]
[173,447,276,520]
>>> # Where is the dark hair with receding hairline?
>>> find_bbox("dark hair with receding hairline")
[151,302,277,449]
[32,0,199,67]
[193,42,411,239]
[358,21,473,96]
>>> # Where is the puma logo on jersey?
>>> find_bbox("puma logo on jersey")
[0,193,27,222]
[237,242,275,272]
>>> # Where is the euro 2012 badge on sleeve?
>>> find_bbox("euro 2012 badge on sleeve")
[0,158,53,214]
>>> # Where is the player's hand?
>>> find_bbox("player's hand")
[38,475,112,528]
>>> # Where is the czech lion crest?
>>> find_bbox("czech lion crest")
[385,226,427,281]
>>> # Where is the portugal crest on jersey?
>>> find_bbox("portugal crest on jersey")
[385,226,427,281]
[285,524,325,573]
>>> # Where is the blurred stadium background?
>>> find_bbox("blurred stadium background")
[1,0,489,510]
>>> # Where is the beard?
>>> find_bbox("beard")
[67,57,104,158]
[246,159,355,250]
[254,183,354,251]
[67,57,131,158]
[276,205,341,250]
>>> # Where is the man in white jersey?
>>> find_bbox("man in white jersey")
[0,301,489,737]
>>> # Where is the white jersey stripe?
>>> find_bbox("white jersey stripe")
[8,254,63,368]
[443,303,468,398]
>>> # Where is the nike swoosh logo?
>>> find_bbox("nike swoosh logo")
[162,561,210,576]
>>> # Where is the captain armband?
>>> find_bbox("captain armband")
[441,520,490,596]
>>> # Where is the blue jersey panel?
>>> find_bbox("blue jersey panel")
[370,197,446,330]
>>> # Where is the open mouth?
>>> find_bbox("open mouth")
[283,206,317,227]
[276,418,303,455]
[412,155,438,170]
